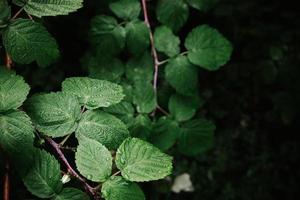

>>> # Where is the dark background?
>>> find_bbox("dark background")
[1,0,300,199]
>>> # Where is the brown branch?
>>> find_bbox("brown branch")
[11,7,24,20]
[3,162,10,200]
[45,137,100,200]
[141,0,160,93]
[5,54,12,70]
[157,105,170,116]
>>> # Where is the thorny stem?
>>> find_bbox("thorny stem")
[2,39,13,200]
[141,0,160,94]
[46,137,100,200]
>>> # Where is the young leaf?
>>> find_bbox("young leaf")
[0,110,34,155]
[62,77,124,110]
[125,21,150,55]
[168,94,203,122]
[25,92,81,137]
[133,81,157,114]
[156,0,189,32]
[75,137,112,182]
[109,0,141,21]
[76,110,129,150]
[154,26,180,57]
[3,19,59,67]
[54,188,89,200]
[15,0,83,17]
[22,149,62,198]
[115,137,173,182]
[185,25,233,70]
[149,117,180,151]
[178,119,216,156]
[0,68,30,112]
[101,176,145,200]
[165,55,198,96]
[187,0,218,12]
[91,15,126,56]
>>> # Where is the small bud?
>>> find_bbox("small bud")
[61,174,71,184]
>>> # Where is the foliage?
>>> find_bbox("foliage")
[0,0,236,199]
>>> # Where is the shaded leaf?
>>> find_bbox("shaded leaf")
[154,26,180,57]
[165,56,198,96]
[187,0,218,12]
[150,117,180,151]
[125,21,150,55]
[109,0,141,20]
[91,15,126,56]
[168,94,204,122]
[178,119,215,156]
[156,0,189,32]
[133,81,157,114]
[185,25,233,70]
[126,52,153,83]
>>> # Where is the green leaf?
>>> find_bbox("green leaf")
[54,188,89,200]
[0,0,10,28]
[22,149,62,198]
[62,77,124,110]
[168,94,203,122]
[75,137,112,182]
[165,56,198,96]
[25,92,81,137]
[125,21,150,55]
[88,56,125,82]
[109,0,141,20]
[126,52,153,83]
[91,15,126,56]
[101,176,145,200]
[16,0,83,17]
[103,101,135,125]
[154,26,180,57]
[76,110,129,150]
[133,81,157,114]
[0,110,34,155]
[156,0,189,32]
[187,0,218,12]
[115,137,173,182]
[178,119,215,156]
[129,114,152,140]
[185,25,233,70]
[150,117,180,151]
[3,19,59,67]
[0,68,30,112]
